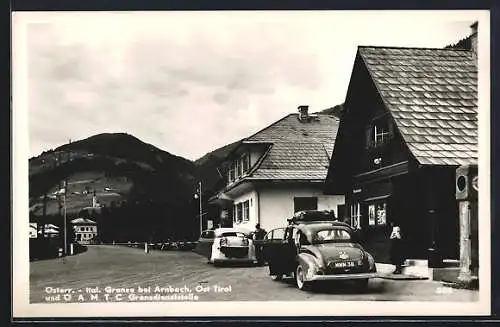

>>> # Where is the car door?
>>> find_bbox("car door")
[195,231,214,258]
[262,228,286,266]
[282,226,300,274]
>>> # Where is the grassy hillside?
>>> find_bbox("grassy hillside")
[29,133,200,241]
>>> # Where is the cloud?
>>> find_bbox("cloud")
[22,12,478,160]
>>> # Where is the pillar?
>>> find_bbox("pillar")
[455,164,478,283]
[457,201,472,281]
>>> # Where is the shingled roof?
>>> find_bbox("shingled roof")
[246,113,339,181]
[359,46,478,166]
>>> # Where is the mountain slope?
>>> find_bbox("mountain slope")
[29,133,198,222]
[29,133,201,241]
[315,103,344,118]
[194,139,242,197]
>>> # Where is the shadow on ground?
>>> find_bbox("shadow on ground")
[211,261,261,268]
[277,276,387,295]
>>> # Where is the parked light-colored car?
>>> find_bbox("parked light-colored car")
[195,228,256,265]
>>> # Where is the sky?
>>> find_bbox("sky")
[16,10,481,161]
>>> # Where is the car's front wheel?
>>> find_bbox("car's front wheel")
[296,265,312,291]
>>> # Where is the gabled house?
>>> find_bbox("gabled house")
[71,217,98,243]
[210,106,345,232]
[324,24,478,266]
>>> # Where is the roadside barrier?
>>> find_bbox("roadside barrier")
[105,241,198,252]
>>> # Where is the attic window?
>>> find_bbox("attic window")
[366,117,393,149]
[374,124,389,147]
[228,152,251,184]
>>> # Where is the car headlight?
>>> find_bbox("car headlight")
[241,238,248,246]
[220,238,227,246]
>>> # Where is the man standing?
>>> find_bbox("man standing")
[253,224,267,266]
[389,222,404,274]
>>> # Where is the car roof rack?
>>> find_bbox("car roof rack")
[287,210,341,224]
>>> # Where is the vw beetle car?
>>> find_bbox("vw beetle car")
[194,227,256,266]
[263,210,377,291]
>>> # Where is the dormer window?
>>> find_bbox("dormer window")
[242,153,249,172]
[228,152,251,184]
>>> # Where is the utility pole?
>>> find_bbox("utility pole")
[41,193,47,237]
[194,181,203,237]
[57,151,62,241]
[199,181,203,236]
[63,142,70,255]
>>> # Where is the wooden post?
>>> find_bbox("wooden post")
[457,201,472,281]
[455,164,478,283]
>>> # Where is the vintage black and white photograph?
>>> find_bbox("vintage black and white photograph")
[12,10,491,317]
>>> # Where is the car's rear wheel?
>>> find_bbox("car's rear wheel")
[296,265,311,291]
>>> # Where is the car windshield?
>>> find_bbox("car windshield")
[312,228,351,244]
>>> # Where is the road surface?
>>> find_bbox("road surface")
[30,245,478,303]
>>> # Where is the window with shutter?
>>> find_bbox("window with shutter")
[243,201,250,221]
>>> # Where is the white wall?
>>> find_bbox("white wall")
[258,186,345,231]
[232,189,259,232]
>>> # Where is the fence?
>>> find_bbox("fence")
[29,237,87,261]
[110,241,198,253]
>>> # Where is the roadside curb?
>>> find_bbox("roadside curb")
[441,279,479,290]
[376,273,428,280]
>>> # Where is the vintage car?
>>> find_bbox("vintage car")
[263,210,377,291]
[194,227,256,265]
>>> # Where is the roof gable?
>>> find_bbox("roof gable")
[359,46,478,166]
[247,113,339,180]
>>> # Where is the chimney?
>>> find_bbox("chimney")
[298,105,309,122]
[470,21,478,56]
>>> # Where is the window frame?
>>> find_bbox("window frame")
[350,202,362,230]
[241,153,250,173]
[374,124,390,147]
[293,196,318,212]
[243,200,250,222]
[236,203,243,223]
[266,227,286,241]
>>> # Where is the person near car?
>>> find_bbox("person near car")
[389,222,404,274]
[253,224,267,265]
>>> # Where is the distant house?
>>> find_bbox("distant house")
[324,24,478,266]
[71,218,98,243]
[210,105,345,232]
[42,224,61,238]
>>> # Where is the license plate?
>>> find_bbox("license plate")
[334,261,356,268]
